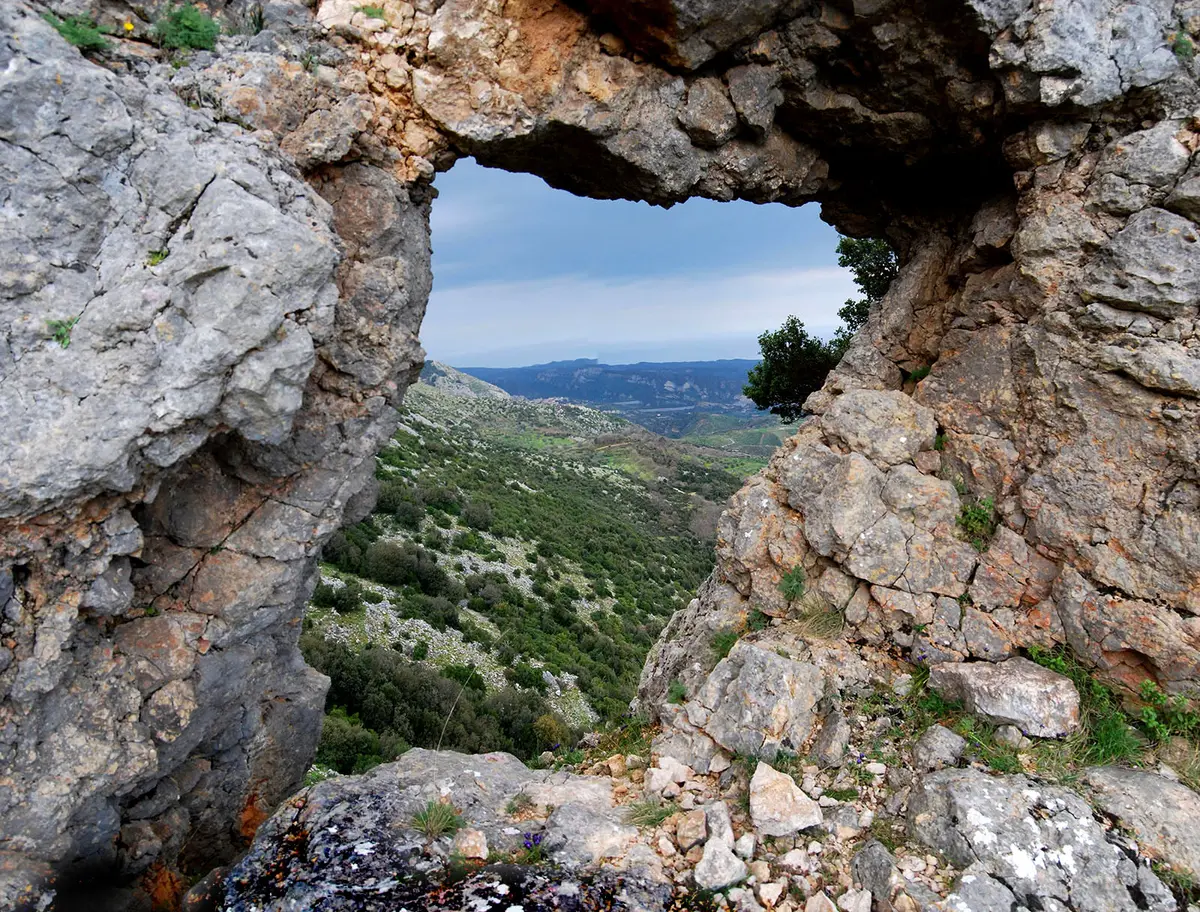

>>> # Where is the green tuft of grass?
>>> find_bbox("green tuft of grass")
[43,13,112,51]
[792,592,844,639]
[667,679,687,704]
[147,248,169,266]
[747,609,772,632]
[934,433,948,451]
[413,799,464,839]
[48,317,80,348]
[957,496,997,552]
[356,4,387,17]
[1174,32,1196,61]
[778,565,806,601]
[625,799,676,827]
[154,4,220,50]
[711,628,739,660]
[909,365,932,382]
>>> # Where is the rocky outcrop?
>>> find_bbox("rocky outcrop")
[4,0,1200,903]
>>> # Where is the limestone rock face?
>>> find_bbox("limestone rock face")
[4,0,1200,899]
[748,763,822,837]
[928,657,1081,737]
[909,768,1176,912]
[1084,766,1200,877]
[222,749,670,911]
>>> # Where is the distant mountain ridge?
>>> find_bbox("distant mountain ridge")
[455,358,760,411]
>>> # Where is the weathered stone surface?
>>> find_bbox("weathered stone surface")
[679,78,739,147]
[748,763,822,837]
[911,725,966,772]
[820,391,938,468]
[909,768,1174,912]
[686,640,823,757]
[693,839,748,891]
[224,750,669,910]
[6,0,1200,898]
[1084,766,1200,876]
[675,809,707,852]
[929,658,1081,737]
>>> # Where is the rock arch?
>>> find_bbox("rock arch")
[1,0,1197,903]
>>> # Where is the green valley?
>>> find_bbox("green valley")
[301,365,754,774]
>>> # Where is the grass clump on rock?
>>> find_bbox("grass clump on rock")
[413,799,464,839]
[43,13,112,51]
[957,495,997,552]
[154,4,220,50]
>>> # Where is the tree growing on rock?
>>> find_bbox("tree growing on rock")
[744,236,897,421]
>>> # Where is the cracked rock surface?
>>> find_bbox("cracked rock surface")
[3,0,1200,904]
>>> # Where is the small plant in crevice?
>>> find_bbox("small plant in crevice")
[515,831,545,863]
[908,364,932,382]
[147,248,169,266]
[956,496,997,552]
[1139,680,1200,743]
[778,565,807,601]
[747,608,772,632]
[43,13,113,51]
[933,432,948,452]
[791,592,844,640]
[711,627,739,660]
[48,317,80,348]
[667,679,687,704]
[625,799,675,828]
[412,799,463,839]
[356,4,387,18]
[505,791,535,816]
[154,4,220,50]
[1174,32,1196,61]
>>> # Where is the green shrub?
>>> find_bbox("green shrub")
[778,565,806,601]
[311,578,363,614]
[712,628,739,660]
[1174,32,1196,61]
[1140,680,1200,743]
[412,640,429,660]
[957,497,997,552]
[747,609,771,632]
[154,4,220,50]
[908,365,932,382]
[43,13,112,51]
[413,799,463,839]
[667,679,687,704]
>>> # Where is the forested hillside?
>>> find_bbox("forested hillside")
[300,368,749,774]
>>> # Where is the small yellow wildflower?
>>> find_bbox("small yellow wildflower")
[123,21,134,32]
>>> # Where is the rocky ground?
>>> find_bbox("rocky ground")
[220,619,1200,911]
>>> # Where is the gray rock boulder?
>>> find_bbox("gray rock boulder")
[911,725,967,772]
[748,763,822,837]
[1084,766,1200,876]
[686,640,824,757]
[693,839,748,891]
[909,768,1173,911]
[224,749,667,910]
[928,657,1080,737]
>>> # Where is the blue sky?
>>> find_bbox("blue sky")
[423,158,855,367]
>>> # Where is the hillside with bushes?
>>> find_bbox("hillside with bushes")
[301,366,751,773]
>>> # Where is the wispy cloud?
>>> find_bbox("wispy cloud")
[422,266,856,366]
